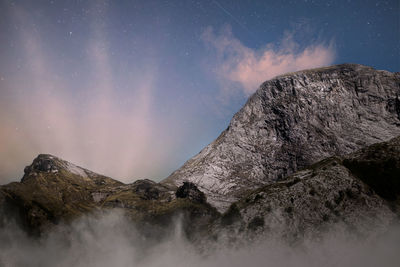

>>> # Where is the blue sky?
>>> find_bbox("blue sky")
[0,0,398,183]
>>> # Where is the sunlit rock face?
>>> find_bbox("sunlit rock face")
[162,64,400,212]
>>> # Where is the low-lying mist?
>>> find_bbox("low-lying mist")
[0,211,399,267]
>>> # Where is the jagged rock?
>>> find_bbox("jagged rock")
[176,182,206,203]
[162,64,400,212]
[23,154,59,175]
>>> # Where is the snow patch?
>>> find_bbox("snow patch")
[64,162,87,177]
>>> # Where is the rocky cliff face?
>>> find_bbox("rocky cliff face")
[162,64,400,212]
[207,136,400,246]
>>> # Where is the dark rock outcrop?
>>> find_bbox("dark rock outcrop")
[343,136,400,211]
[176,182,206,203]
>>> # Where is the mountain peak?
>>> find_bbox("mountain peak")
[23,154,60,175]
[271,63,374,79]
[22,154,99,183]
[162,64,400,212]
[270,63,399,82]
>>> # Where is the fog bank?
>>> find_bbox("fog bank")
[1,211,399,267]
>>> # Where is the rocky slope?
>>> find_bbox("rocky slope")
[0,155,218,238]
[1,135,399,246]
[162,64,400,212]
[207,135,400,246]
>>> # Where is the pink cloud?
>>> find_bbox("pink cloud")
[202,27,336,95]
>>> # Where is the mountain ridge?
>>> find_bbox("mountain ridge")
[1,63,399,243]
[162,63,400,211]
[1,135,399,243]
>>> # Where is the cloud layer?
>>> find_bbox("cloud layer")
[202,27,335,95]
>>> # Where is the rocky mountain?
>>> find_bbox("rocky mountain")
[162,64,400,212]
[0,63,399,245]
[0,154,218,238]
[1,136,399,245]
[207,135,400,245]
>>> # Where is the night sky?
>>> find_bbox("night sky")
[0,0,398,183]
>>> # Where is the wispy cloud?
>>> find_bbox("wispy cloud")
[0,4,180,183]
[202,26,336,96]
